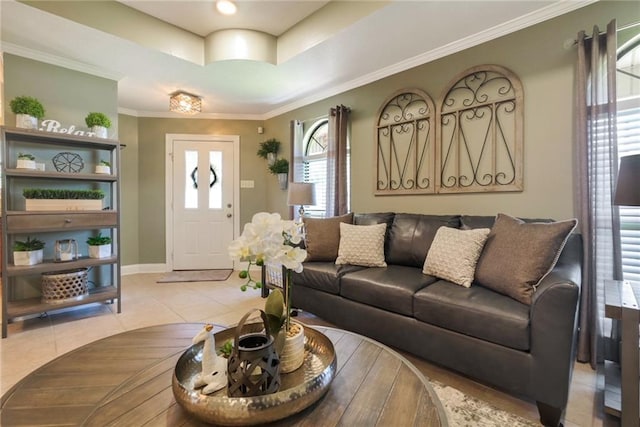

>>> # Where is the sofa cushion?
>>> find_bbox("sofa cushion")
[340,265,437,316]
[474,213,578,305]
[293,262,364,295]
[354,212,395,258]
[336,222,387,267]
[387,214,461,268]
[414,280,531,350]
[303,213,353,262]
[423,227,491,287]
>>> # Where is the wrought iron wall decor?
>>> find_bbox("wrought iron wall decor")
[375,89,436,195]
[374,65,523,196]
[438,65,523,193]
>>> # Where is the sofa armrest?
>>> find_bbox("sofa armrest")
[529,269,581,408]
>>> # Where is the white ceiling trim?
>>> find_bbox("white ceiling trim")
[119,107,265,121]
[1,42,124,82]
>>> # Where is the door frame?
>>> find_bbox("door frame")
[165,133,240,271]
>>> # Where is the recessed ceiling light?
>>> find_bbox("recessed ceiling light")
[216,0,237,15]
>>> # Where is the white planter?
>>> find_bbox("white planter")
[89,244,111,259]
[95,165,111,174]
[91,125,108,139]
[14,249,44,266]
[25,199,103,211]
[279,321,305,373]
[277,173,288,190]
[16,114,38,130]
[16,159,36,169]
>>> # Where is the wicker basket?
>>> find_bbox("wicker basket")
[41,268,89,304]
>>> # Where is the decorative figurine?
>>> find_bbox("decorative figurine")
[192,324,227,394]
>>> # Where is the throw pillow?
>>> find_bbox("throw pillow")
[335,222,387,267]
[474,213,578,305]
[303,213,353,261]
[422,226,491,287]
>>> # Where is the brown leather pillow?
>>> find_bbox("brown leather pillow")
[474,213,577,305]
[303,213,354,261]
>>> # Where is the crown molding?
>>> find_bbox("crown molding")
[1,42,124,81]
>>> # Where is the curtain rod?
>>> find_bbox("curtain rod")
[566,20,640,48]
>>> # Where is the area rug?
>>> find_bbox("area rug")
[431,381,539,427]
[157,269,233,283]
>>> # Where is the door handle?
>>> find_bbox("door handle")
[227,213,232,218]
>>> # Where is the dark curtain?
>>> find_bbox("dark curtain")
[326,105,350,216]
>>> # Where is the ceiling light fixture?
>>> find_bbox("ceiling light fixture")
[169,91,202,115]
[216,0,237,15]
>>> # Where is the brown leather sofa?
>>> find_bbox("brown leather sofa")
[291,213,582,427]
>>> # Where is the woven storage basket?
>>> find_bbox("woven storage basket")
[41,268,89,304]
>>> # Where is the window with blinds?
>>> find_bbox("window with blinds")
[618,102,640,282]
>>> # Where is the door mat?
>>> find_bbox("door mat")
[157,269,233,283]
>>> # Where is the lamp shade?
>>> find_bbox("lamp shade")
[287,182,316,206]
[614,154,640,206]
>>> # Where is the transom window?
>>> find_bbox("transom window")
[302,119,329,217]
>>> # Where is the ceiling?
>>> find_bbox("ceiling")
[1,0,595,119]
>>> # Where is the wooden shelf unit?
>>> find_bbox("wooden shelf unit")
[1,126,122,338]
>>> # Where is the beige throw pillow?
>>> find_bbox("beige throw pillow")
[303,213,354,262]
[335,222,387,267]
[422,226,491,288]
[474,213,578,305]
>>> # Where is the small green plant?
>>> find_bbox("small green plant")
[9,96,45,119]
[18,152,35,160]
[23,188,105,200]
[99,160,111,167]
[85,112,112,128]
[13,237,45,251]
[218,340,233,358]
[257,138,280,159]
[268,158,289,175]
[86,232,112,246]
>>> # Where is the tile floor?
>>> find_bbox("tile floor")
[0,272,619,426]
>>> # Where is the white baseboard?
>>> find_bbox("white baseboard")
[121,263,169,275]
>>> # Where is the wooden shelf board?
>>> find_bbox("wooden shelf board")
[6,256,118,277]
[5,169,117,182]
[7,286,118,318]
[2,126,119,149]
[604,360,640,420]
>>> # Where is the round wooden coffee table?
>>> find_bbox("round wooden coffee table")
[1,323,447,426]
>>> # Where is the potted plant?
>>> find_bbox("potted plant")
[87,232,112,259]
[95,160,111,174]
[257,138,281,166]
[228,212,307,373]
[269,158,289,190]
[17,153,36,170]
[9,96,45,130]
[85,112,112,139]
[13,236,45,266]
[23,188,105,211]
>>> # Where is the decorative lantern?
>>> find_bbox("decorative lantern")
[227,309,280,397]
[54,239,78,262]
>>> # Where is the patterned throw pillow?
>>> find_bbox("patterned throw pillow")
[474,213,578,305]
[422,227,491,287]
[303,213,354,261]
[335,222,387,267]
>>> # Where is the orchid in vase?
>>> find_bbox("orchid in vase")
[228,212,306,333]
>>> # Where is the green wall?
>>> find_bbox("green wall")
[3,54,118,135]
[118,114,139,265]
[264,1,640,224]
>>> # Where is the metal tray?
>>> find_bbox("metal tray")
[172,324,337,425]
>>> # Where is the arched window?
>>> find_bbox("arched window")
[302,119,329,217]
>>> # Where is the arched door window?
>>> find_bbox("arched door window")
[302,119,329,217]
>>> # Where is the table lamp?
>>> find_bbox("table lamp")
[287,182,316,224]
[614,154,640,207]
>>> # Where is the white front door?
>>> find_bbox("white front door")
[171,138,236,270]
